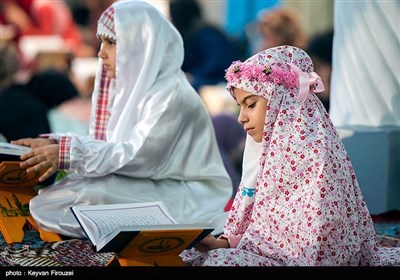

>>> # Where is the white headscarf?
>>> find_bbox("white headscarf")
[29,0,231,238]
[86,0,231,201]
[93,1,185,141]
[83,0,228,181]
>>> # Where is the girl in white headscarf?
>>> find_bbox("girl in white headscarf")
[180,45,400,266]
[12,0,231,238]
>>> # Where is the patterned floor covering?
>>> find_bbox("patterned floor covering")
[0,229,115,266]
[0,219,398,266]
[374,221,400,248]
[372,210,400,248]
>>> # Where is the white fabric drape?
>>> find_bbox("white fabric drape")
[330,0,400,127]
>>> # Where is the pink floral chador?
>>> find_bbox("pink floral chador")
[180,45,400,266]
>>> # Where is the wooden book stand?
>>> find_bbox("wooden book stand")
[0,161,61,243]
[106,229,205,266]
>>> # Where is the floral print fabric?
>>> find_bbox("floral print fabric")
[181,45,400,266]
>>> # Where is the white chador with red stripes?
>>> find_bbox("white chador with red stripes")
[29,1,231,238]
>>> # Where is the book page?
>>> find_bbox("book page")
[71,201,178,245]
[0,142,31,156]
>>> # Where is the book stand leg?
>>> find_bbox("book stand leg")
[0,185,62,243]
[0,216,62,244]
[26,217,62,242]
[0,216,26,243]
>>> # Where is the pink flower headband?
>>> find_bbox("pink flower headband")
[225,60,298,88]
[225,60,324,99]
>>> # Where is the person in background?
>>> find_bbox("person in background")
[0,42,49,142]
[0,0,94,58]
[211,113,246,210]
[28,68,87,135]
[0,133,7,143]
[180,45,400,266]
[67,0,116,54]
[169,0,243,210]
[0,42,79,142]
[199,85,246,211]
[47,97,91,136]
[168,0,240,92]
[330,0,399,127]
[12,0,231,238]
[306,30,333,112]
[257,7,307,53]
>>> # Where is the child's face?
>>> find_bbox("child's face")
[97,36,116,78]
[234,87,267,143]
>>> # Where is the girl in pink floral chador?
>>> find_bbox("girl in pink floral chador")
[180,45,400,266]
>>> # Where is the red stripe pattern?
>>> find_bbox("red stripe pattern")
[94,67,110,140]
[59,136,71,169]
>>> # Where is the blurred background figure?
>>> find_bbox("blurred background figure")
[199,85,246,210]
[0,133,7,142]
[27,68,88,136]
[0,42,49,142]
[331,1,399,128]
[0,42,79,142]
[306,30,333,112]
[329,0,399,215]
[212,113,246,210]
[0,0,95,62]
[67,0,116,55]
[168,0,244,202]
[222,0,279,59]
[169,0,241,92]
[256,7,308,53]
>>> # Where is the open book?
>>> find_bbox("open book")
[70,201,215,253]
[0,142,30,162]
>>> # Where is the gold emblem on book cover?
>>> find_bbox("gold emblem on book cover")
[138,237,184,253]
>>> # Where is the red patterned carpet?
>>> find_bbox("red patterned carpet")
[0,211,398,266]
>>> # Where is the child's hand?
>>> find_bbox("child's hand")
[11,138,56,148]
[18,144,60,182]
[194,234,229,253]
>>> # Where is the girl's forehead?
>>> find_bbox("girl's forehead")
[234,88,257,101]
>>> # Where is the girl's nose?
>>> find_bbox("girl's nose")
[98,45,106,59]
[238,111,247,124]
